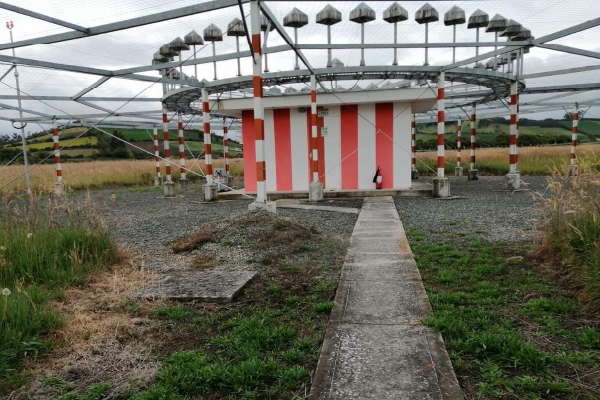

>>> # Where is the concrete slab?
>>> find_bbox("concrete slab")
[309,196,463,400]
[276,200,360,214]
[140,270,257,303]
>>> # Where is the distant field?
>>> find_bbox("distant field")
[9,137,98,150]
[1,158,244,195]
[416,143,600,175]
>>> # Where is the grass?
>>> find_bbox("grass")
[409,237,600,399]
[8,137,98,151]
[415,143,600,176]
[0,198,120,388]
[0,158,244,195]
[535,162,600,311]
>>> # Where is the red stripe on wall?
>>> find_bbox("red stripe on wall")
[242,110,256,192]
[273,108,293,191]
[341,104,359,190]
[375,103,394,189]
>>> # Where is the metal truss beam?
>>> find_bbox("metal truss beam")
[72,76,110,100]
[0,2,89,33]
[0,0,247,51]
[0,101,52,118]
[521,65,600,79]
[0,95,160,102]
[536,44,600,61]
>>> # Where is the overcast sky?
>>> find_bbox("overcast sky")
[0,0,599,137]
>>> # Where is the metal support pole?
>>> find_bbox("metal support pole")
[509,81,518,174]
[411,114,418,180]
[212,41,217,80]
[51,117,64,194]
[178,53,183,86]
[437,71,445,178]
[310,74,319,183]
[294,27,299,70]
[360,23,365,66]
[235,37,241,76]
[455,118,463,176]
[223,119,230,176]
[493,32,498,70]
[153,126,162,186]
[468,104,478,180]
[569,103,579,175]
[250,0,268,206]
[202,88,213,185]
[327,25,332,67]
[161,77,175,196]
[424,22,429,66]
[452,25,456,63]
[8,24,31,195]
[393,22,398,65]
[177,111,188,189]
[475,27,480,67]
[193,44,198,78]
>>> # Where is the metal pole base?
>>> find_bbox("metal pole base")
[154,176,163,186]
[203,183,218,202]
[163,181,176,197]
[179,178,189,191]
[411,169,419,180]
[505,173,521,190]
[432,177,451,198]
[309,182,324,203]
[54,182,65,196]
[248,201,277,214]
[468,169,479,181]
[455,167,463,177]
[568,164,578,177]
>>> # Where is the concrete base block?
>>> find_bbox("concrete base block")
[568,164,578,177]
[309,182,324,203]
[163,182,176,197]
[468,169,479,181]
[432,177,451,198]
[154,176,163,186]
[455,167,463,177]
[203,183,218,202]
[248,201,277,214]
[411,169,419,180]
[505,173,521,190]
[54,182,65,196]
[179,178,189,191]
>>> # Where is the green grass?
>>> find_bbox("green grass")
[0,201,120,385]
[409,238,600,399]
[134,305,322,400]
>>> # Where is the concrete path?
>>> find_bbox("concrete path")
[309,197,463,400]
[275,200,360,214]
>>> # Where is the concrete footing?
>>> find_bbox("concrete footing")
[568,164,578,177]
[505,173,521,190]
[179,178,189,191]
[54,182,65,196]
[455,167,463,177]
[468,169,479,181]
[309,182,324,202]
[154,176,163,186]
[203,183,218,202]
[411,169,419,180]
[432,177,451,198]
[163,181,176,197]
[248,201,277,214]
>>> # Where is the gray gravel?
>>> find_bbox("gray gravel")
[395,176,549,244]
[77,183,358,273]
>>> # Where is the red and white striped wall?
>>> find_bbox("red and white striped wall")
[242,102,412,192]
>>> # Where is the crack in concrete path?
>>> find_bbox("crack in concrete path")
[309,196,464,400]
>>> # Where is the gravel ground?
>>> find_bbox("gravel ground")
[78,184,358,273]
[395,175,549,243]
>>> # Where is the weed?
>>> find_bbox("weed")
[149,305,195,322]
[312,302,334,313]
[118,300,141,314]
[311,280,337,293]
[281,264,301,272]
[578,328,600,350]
[267,285,282,294]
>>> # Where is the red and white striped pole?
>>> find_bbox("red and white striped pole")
[251,0,268,205]
[153,126,162,186]
[177,111,188,190]
[52,118,64,195]
[162,103,172,184]
[468,104,478,180]
[223,119,230,176]
[411,114,417,179]
[508,81,518,175]
[310,74,319,184]
[569,103,579,176]
[455,118,463,176]
[202,88,213,185]
[516,103,520,172]
[436,71,445,179]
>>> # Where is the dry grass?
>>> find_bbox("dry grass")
[171,227,221,253]
[10,260,159,400]
[416,143,600,175]
[0,158,244,195]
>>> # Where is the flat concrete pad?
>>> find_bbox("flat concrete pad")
[276,200,360,214]
[309,197,463,400]
[140,270,257,303]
